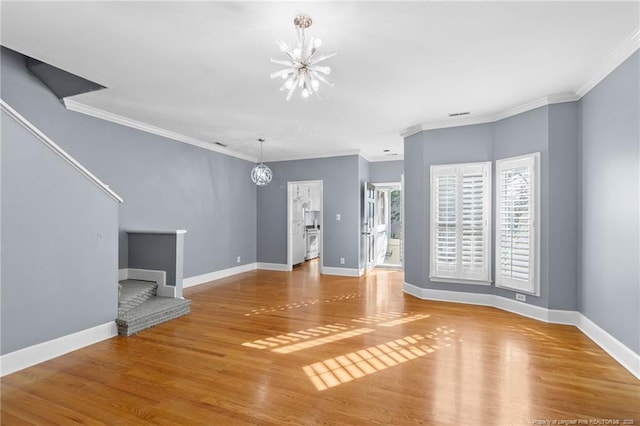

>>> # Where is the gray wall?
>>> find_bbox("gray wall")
[547,102,580,311]
[404,123,495,295]
[256,155,360,269]
[404,105,581,311]
[128,233,177,285]
[493,106,550,308]
[1,47,257,279]
[1,108,119,354]
[370,160,404,183]
[580,51,639,353]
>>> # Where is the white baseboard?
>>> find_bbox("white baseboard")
[577,314,640,380]
[0,322,118,377]
[183,263,258,288]
[322,267,362,277]
[257,262,289,271]
[118,268,129,281]
[403,282,639,380]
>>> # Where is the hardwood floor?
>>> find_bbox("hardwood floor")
[2,260,639,425]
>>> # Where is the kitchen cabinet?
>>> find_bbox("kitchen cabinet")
[307,184,321,211]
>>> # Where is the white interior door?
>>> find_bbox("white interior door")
[363,182,376,273]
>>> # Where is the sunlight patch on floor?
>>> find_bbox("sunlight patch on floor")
[242,323,353,350]
[302,326,459,391]
[273,328,376,354]
[244,293,364,316]
[378,313,431,327]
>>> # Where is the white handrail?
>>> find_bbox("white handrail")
[1,99,123,203]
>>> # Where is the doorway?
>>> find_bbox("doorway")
[363,181,403,272]
[287,180,323,272]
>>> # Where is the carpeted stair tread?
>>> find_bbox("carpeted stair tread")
[116,296,191,336]
[118,279,158,315]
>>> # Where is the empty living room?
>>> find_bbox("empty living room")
[1,1,638,425]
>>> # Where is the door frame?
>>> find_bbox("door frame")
[363,181,403,273]
[287,180,324,272]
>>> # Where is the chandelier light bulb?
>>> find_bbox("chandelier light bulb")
[270,14,337,100]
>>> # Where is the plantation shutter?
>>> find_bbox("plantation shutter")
[460,166,489,279]
[495,153,539,294]
[433,167,458,277]
[430,162,491,283]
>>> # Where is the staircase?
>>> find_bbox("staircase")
[116,279,191,336]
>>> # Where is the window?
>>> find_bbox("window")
[495,153,540,295]
[430,161,491,284]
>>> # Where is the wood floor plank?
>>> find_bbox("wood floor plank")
[2,261,638,425]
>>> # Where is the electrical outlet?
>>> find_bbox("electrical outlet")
[516,293,526,302]
[340,257,345,265]
[237,256,241,263]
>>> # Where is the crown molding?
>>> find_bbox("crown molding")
[576,29,640,97]
[400,28,639,139]
[266,149,362,163]
[400,92,580,137]
[63,98,257,162]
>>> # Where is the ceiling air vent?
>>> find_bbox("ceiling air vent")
[448,111,470,117]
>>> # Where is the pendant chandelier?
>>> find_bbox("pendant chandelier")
[251,138,272,186]
[270,14,337,101]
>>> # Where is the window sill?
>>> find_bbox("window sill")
[429,276,492,286]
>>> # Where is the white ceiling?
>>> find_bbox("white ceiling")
[1,1,638,162]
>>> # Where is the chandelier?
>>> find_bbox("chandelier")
[270,15,337,101]
[251,138,272,186]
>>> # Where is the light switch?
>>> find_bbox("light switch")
[336,214,341,221]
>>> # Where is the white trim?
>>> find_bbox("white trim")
[118,268,129,281]
[322,267,362,277]
[256,263,289,271]
[61,99,401,164]
[0,99,123,203]
[183,263,258,288]
[403,282,640,380]
[429,277,492,286]
[399,32,639,139]
[270,150,361,163]
[576,29,640,97]
[401,93,580,137]
[124,229,187,235]
[495,153,541,296]
[0,322,117,377]
[63,98,256,162]
[577,315,640,381]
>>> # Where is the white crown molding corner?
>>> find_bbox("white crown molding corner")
[256,263,290,271]
[63,98,257,163]
[400,124,423,138]
[403,282,639,381]
[183,263,258,288]
[576,29,640,98]
[0,322,118,377]
[322,267,362,277]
